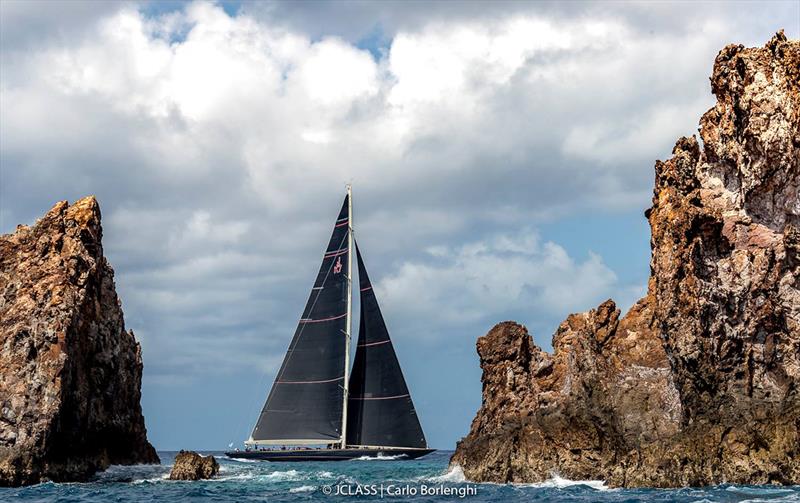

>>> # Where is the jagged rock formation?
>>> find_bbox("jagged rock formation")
[0,196,159,486]
[452,32,799,487]
[169,451,219,481]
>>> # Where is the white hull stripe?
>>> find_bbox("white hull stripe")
[349,394,410,400]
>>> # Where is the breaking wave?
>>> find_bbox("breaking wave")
[521,474,608,491]
[424,465,466,483]
[225,457,260,463]
[261,470,303,482]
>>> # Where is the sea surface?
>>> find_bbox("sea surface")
[3,450,799,502]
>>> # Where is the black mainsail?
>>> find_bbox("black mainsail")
[346,243,428,449]
[250,195,351,445]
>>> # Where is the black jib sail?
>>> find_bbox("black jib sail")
[251,195,350,444]
[346,243,427,448]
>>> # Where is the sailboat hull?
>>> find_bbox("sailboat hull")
[224,447,435,462]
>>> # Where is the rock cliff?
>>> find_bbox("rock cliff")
[451,31,799,487]
[0,196,159,486]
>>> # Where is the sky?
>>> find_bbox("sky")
[1,0,797,451]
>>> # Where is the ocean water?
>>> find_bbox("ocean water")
[3,450,799,502]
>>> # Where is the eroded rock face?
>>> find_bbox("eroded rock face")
[451,32,799,487]
[169,451,219,481]
[0,196,159,486]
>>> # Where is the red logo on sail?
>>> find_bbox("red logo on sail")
[333,256,343,274]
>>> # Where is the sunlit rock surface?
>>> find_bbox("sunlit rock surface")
[169,451,219,481]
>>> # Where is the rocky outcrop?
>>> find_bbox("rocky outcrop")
[451,297,684,486]
[452,31,799,487]
[169,451,219,481]
[0,196,159,486]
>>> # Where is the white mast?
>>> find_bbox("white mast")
[341,184,353,449]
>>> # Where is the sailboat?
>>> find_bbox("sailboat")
[225,186,434,461]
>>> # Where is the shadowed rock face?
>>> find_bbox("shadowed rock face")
[451,31,799,488]
[0,196,159,487]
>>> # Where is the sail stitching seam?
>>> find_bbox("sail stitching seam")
[357,339,390,347]
[276,376,345,384]
[349,394,410,400]
[324,247,348,258]
[299,312,347,323]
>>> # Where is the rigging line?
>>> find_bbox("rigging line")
[245,215,346,437]
[235,351,275,445]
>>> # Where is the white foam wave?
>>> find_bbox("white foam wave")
[131,475,170,484]
[290,485,316,493]
[520,474,608,491]
[352,454,408,461]
[263,470,303,482]
[225,457,261,463]
[218,471,311,484]
[426,465,466,483]
[94,464,171,484]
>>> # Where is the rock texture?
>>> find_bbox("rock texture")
[452,32,799,487]
[169,451,219,481]
[0,196,159,486]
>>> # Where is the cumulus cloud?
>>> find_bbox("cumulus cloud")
[375,230,622,335]
[4,1,758,228]
[1,0,794,448]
